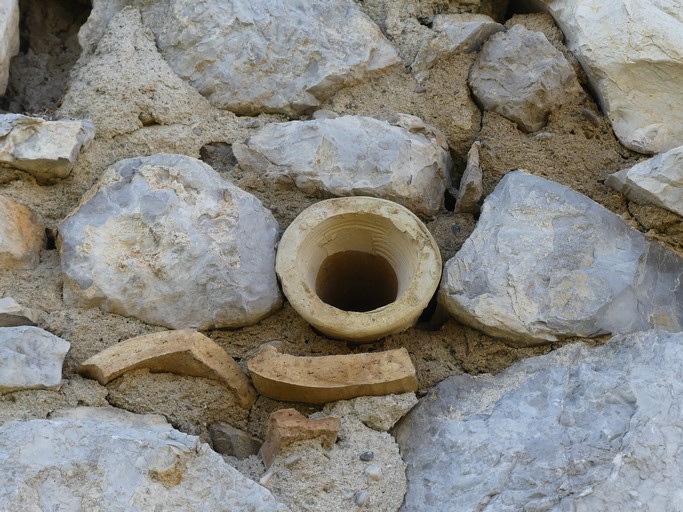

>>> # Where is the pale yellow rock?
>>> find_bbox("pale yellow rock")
[248,346,418,404]
[0,195,45,270]
[78,329,256,408]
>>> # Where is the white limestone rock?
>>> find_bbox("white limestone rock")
[0,194,45,270]
[233,114,452,216]
[0,297,43,327]
[453,141,483,213]
[0,0,19,95]
[58,153,281,330]
[0,326,70,393]
[396,330,683,511]
[606,145,683,217]
[0,406,288,511]
[0,114,95,184]
[79,0,401,117]
[468,24,581,132]
[439,170,683,346]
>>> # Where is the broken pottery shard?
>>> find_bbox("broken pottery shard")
[606,145,683,217]
[0,407,288,511]
[453,141,483,214]
[0,297,43,327]
[396,331,683,511]
[0,0,19,95]
[78,329,256,408]
[0,326,70,393]
[260,409,340,468]
[234,114,452,216]
[58,153,281,330]
[439,170,683,346]
[0,114,95,183]
[468,24,581,132]
[0,195,45,270]
[248,346,418,404]
[209,422,262,459]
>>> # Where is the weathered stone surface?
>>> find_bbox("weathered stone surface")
[396,330,683,511]
[454,141,483,213]
[469,24,581,132]
[606,145,683,217]
[0,195,45,270]
[0,114,95,183]
[0,297,43,327]
[412,14,503,81]
[78,329,256,408]
[440,171,683,346]
[323,393,418,432]
[209,422,262,459]
[0,0,19,95]
[0,326,70,393]
[234,114,452,216]
[260,409,340,468]
[59,153,281,330]
[527,0,683,153]
[80,0,401,117]
[0,406,288,511]
[248,346,418,404]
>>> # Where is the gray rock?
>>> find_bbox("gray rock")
[0,195,45,270]
[233,114,452,216]
[80,0,401,117]
[209,422,262,459]
[323,393,418,432]
[606,145,683,217]
[0,114,95,183]
[0,297,43,327]
[396,330,683,511]
[439,170,683,346]
[0,0,19,95]
[58,153,281,330]
[453,141,483,214]
[0,406,288,511]
[0,326,70,393]
[468,24,581,132]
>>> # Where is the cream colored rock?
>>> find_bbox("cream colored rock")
[275,197,441,342]
[0,297,43,327]
[78,329,256,409]
[0,195,45,270]
[248,346,418,404]
[0,0,19,95]
[0,114,95,183]
[454,141,483,213]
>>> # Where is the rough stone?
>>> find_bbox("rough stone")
[606,145,683,217]
[527,0,683,153]
[248,346,418,404]
[440,170,683,346]
[0,406,288,511]
[396,330,683,511]
[0,114,95,184]
[210,422,262,459]
[233,114,452,216]
[0,326,70,393]
[469,24,581,132]
[0,0,19,95]
[323,393,418,432]
[78,329,257,408]
[0,297,43,327]
[453,141,483,213]
[0,195,45,270]
[79,0,401,117]
[412,14,503,81]
[58,153,281,330]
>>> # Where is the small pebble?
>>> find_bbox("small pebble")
[284,454,302,467]
[259,468,276,487]
[414,85,427,93]
[359,451,374,462]
[364,465,382,482]
[354,491,369,507]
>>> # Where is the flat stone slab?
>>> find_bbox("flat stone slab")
[0,194,45,270]
[453,141,483,214]
[78,329,256,408]
[248,346,418,404]
[0,297,43,327]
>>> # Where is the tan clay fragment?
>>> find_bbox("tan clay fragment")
[248,345,418,404]
[78,329,256,408]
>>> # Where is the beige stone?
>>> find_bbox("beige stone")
[260,409,340,468]
[0,297,43,327]
[0,195,45,270]
[248,346,418,404]
[0,0,19,95]
[78,329,256,408]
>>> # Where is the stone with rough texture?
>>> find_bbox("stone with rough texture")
[469,24,581,132]
[209,422,262,459]
[323,393,417,432]
[0,297,43,327]
[0,195,45,270]
[79,0,401,116]
[78,329,256,408]
[0,0,19,95]
[454,141,483,213]
[234,114,452,216]
[396,330,683,511]
[440,171,683,346]
[606,145,683,217]
[526,0,683,154]
[0,326,70,393]
[0,114,95,183]
[0,406,287,511]
[59,153,281,330]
